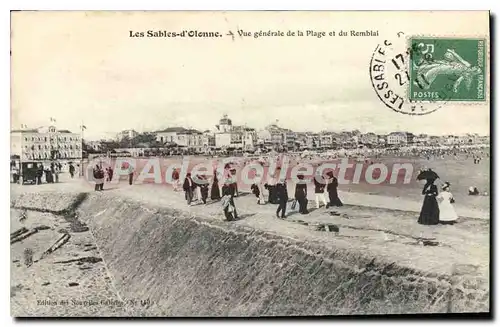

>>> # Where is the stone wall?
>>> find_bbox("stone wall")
[12,191,489,316]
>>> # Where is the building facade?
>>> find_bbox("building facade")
[214,114,257,150]
[319,133,334,149]
[306,133,320,149]
[360,132,378,145]
[257,124,296,151]
[202,130,216,149]
[406,132,415,144]
[116,129,139,141]
[387,132,408,145]
[414,134,430,144]
[282,131,297,151]
[154,127,204,152]
[11,126,82,161]
[86,140,104,152]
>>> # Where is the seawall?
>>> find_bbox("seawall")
[12,191,489,316]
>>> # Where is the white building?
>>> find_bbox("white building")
[214,114,256,150]
[387,132,408,145]
[154,127,204,152]
[11,125,82,161]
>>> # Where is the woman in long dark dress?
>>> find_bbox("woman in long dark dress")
[266,174,277,204]
[210,170,221,200]
[418,178,440,225]
[230,168,239,197]
[326,173,343,207]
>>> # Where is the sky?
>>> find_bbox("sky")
[11,11,490,140]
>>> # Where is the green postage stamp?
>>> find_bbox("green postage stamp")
[409,38,486,101]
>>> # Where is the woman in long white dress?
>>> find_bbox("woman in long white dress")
[437,182,458,225]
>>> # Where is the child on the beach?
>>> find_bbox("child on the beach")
[221,188,236,221]
[437,182,458,225]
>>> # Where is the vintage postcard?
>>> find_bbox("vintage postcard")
[10,11,490,317]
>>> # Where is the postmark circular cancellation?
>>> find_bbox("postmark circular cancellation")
[369,32,487,116]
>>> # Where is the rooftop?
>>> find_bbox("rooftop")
[11,128,77,134]
[155,127,202,134]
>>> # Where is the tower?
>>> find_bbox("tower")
[217,114,233,133]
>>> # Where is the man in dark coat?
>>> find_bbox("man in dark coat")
[108,167,114,182]
[275,179,288,219]
[93,165,104,191]
[127,164,134,185]
[36,164,44,185]
[295,174,308,214]
[69,163,75,178]
[45,167,53,183]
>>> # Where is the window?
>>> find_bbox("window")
[24,137,28,141]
